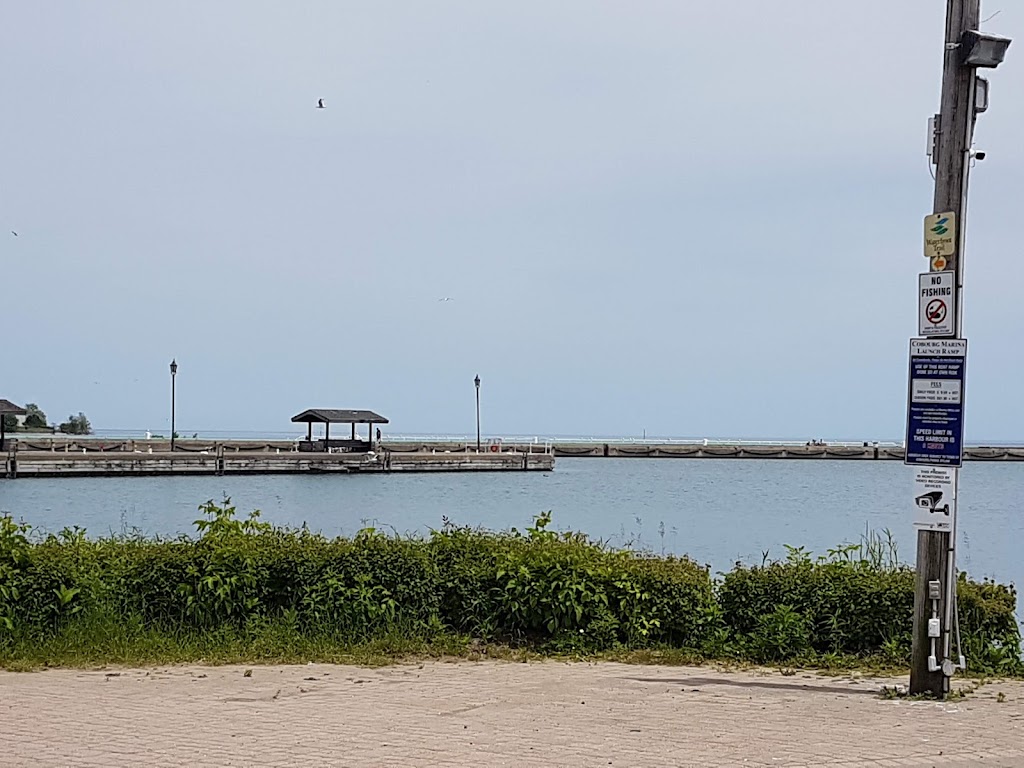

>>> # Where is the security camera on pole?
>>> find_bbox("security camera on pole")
[907,0,1010,696]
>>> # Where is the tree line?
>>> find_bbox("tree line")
[2,403,92,435]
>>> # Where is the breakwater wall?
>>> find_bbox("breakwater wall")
[549,443,1024,460]
[392,441,1011,461]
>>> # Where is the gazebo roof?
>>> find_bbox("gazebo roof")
[291,409,389,425]
[0,399,27,415]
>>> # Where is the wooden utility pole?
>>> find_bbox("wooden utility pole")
[910,0,980,696]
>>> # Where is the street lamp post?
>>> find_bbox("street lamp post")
[474,374,481,452]
[169,359,178,453]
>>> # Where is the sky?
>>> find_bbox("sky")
[1,2,1022,440]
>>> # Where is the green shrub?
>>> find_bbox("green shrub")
[0,515,33,636]
[289,531,442,638]
[0,504,1020,676]
[115,502,443,639]
[430,512,715,651]
[750,604,812,662]
[1,520,95,641]
[957,576,1022,674]
[717,539,1022,674]
[719,561,915,658]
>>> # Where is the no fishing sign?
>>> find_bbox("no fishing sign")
[919,271,955,337]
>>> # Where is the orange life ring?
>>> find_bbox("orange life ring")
[489,444,499,453]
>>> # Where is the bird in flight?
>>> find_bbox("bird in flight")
[317,99,325,109]
[10,231,16,237]
[438,297,454,302]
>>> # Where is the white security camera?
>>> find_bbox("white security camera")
[970,148,987,160]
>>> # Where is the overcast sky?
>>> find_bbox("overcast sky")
[1,2,1021,440]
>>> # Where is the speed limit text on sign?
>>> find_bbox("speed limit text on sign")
[905,338,966,467]
[919,271,955,337]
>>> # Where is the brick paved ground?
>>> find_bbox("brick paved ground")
[1,661,1022,767]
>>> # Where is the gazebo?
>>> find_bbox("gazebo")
[0,399,27,450]
[291,409,389,453]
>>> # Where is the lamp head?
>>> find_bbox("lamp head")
[961,30,1011,68]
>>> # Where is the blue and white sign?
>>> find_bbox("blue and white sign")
[905,338,967,467]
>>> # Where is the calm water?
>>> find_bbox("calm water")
[1,459,1021,602]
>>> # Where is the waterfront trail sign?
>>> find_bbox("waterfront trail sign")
[912,466,956,532]
[905,338,966,467]
[919,271,955,336]
[924,211,956,258]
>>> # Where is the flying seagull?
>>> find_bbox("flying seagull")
[10,231,16,237]
[438,297,454,302]
[317,99,325,109]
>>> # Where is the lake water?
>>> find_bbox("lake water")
[1,459,1021,612]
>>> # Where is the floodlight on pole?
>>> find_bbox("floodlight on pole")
[960,30,1011,68]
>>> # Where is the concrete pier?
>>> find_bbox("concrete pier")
[2,440,553,479]
[6,437,1024,478]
